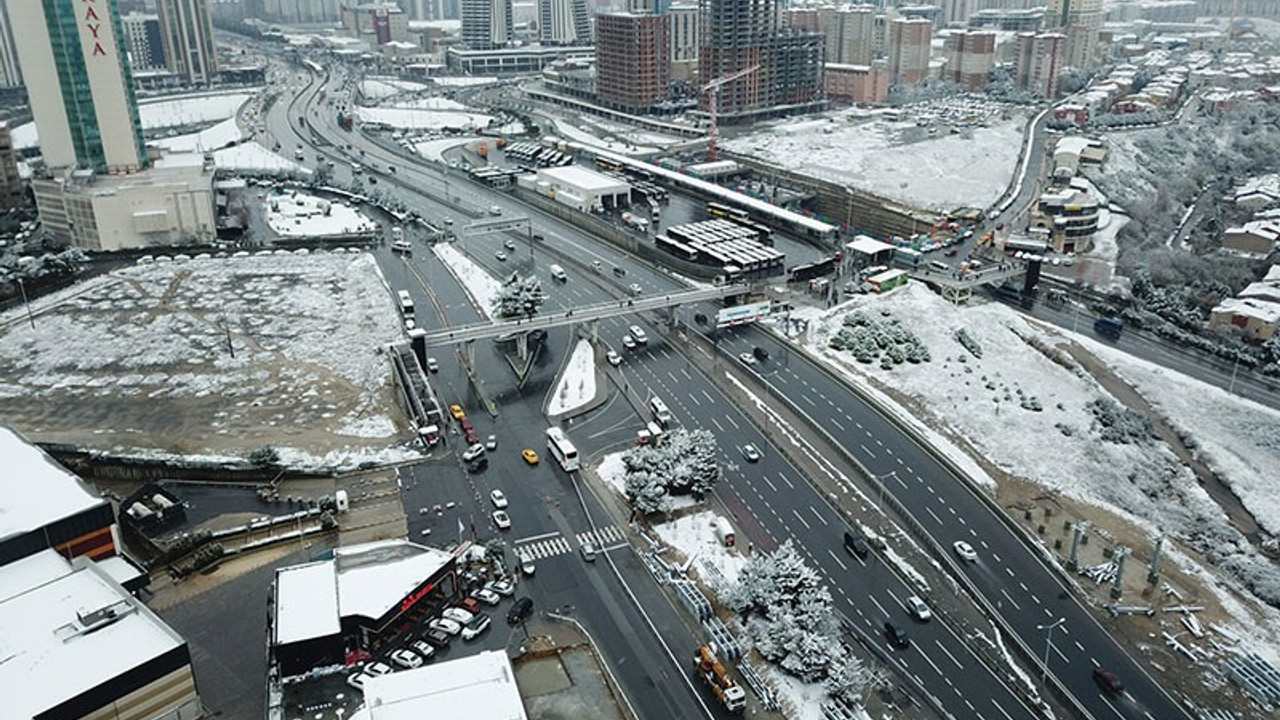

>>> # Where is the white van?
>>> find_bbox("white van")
[649,397,673,426]
[549,264,567,282]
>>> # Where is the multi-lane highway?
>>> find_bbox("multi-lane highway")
[269,56,1201,720]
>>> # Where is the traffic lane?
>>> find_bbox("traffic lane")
[737,329,1188,719]
[619,345,1039,719]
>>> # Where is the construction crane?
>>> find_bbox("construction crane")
[701,64,760,162]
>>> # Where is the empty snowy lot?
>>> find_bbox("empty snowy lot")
[0,252,415,469]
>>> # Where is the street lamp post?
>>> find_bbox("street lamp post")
[1037,617,1066,683]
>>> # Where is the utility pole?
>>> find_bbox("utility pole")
[1037,617,1066,683]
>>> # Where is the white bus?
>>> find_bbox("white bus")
[546,427,580,472]
[397,290,414,316]
[649,396,673,427]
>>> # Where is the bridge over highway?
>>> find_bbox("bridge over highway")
[911,257,1030,303]
[413,283,749,348]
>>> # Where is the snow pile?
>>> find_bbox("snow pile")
[264,192,377,238]
[802,282,1280,631]
[432,242,501,318]
[547,339,596,415]
[0,252,413,468]
[650,510,749,585]
[721,108,1026,212]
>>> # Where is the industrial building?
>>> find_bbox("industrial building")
[447,44,591,74]
[659,218,785,277]
[519,165,632,213]
[270,540,461,678]
[596,13,669,113]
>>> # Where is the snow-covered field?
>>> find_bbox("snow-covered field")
[547,339,596,416]
[359,77,432,99]
[265,192,377,238]
[797,282,1280,657]
[0,252,415,468]
[356,106,493,131]
[432,76,498,87]
[431,242,501,318]
[721,109,1026,212]
[153,117,243,153]
[12,91,254,149]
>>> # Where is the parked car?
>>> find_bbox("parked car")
[490,489,509,508]
[741,444,761,462]
[462,614,492,640]
[953,540,977,562]
[346,672,368,690]
[410,640,437,661]
[366,661,394,676]
[905,595,932,622]
[462,443,486,462]
[443,607,475,625]
[457,597,483,615]
[884,621,909,648]
[507,596,534,624]
[390,648,423,669]
[487,578,515,597]
[424,627,452,648]
[492,509,512,529]
[428,617,462,636]
[471,587,501,605]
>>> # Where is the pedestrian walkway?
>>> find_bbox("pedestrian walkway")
[513,525,627,559]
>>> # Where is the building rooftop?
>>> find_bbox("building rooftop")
[846,236,895,255]
[538,165,631,193]
[0,425,105,541]
[351,650,527,720]
[0,551,186,720]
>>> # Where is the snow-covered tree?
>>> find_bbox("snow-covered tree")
[494,273,546,320]
[620,428,721,513]
[624,469,672,515]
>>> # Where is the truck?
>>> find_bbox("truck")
[622,212,650,232]
[636,421,664,446]
[1094,316,1123,339]
[695,645,746,714]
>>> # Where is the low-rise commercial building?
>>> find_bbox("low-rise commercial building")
[520,165,632,213]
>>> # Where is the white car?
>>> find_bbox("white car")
[442,607,475,625]
[428,617,462,636]
[628,325,648,344]
[410,640,437,660]
[953,540,977,562]
[495,251,508,262]
[503,238,517,250]
[426,357,439,372]
[346,672,368,690]
[606,349,622,366]
[462,443,486,462]
[485,434,498,450]
[390,648,423,669]
[741,444,762,462]
[738,352,757,366]
[487,578,515,597]
[520,553,536,576]
[490,489,509,508]
[462,614,492,640]
[492,509,512,530]
[622,335,636,350]
[471,587,501,605]
[906,595,932,622]
[365,661,394,677]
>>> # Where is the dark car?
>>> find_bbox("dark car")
[884,621,909,648]
[844,530,870,559]
[507,596,533,625]
[467,456,489,473]
[1092,667,1124,695]
[424,627,452,648]
[752,346,769,362]
[612,266,626,277]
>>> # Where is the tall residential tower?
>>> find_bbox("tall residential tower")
[156,0,218,84]
[538,0,590,46]
[461,0,513,49]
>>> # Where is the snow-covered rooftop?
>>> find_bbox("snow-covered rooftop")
[846,236,895,255]
[352,650,526,720]
[537,164,631,193]
[1213,297,1280,324]
[0,551,186,720]
[0,425,105,539]
[333,540,454,621]
[273,560,340,645]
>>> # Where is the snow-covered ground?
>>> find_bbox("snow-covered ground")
[356,106,493,131]
[547,339,596,416]
[431,242,501,318]
[547,118,664,156]
[152,117,243,153]
[0,252,415,469]
[359,77,432,99]
[650,509,750,585]
[264,192,377,238]
[432,76,499,87]
[797,281,1280,659]
[413,137,472,162]
[12,91,254,149]
[379,96,471,111]
[212,142,307,174]
[721,109,1026,212]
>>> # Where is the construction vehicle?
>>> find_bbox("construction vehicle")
[694,645,746,713]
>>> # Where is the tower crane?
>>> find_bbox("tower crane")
[701,64,760,162]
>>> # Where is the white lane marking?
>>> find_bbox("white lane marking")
[826,549,848,572]
[809,506,828,526]
[791,508,812,531]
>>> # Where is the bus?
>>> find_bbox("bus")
[397,290,414,316]
[648,397,673,427]
[707,202,750,223]
[546,427,580,471]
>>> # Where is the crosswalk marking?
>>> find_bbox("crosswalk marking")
[512,525,627,560]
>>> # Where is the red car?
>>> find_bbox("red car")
[466,431,480,445]
[461,419,475,433]
[945,248,958,257]
[1092,667,1124,695]
[457,597,483,615]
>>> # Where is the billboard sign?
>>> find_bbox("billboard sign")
[716,301,771,328]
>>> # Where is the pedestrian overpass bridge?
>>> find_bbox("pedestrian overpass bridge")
[414,283,748,348]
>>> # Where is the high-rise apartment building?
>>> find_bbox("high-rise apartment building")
[157,0,218,84]
[462,0,513,49]
[941,0,975,25]
[0,123,23,208]
[342,2,410,45]
[0,0,22,88]
[1046,0,1102,68]
[667,3,698,80]
[11,0,149,172]
[1014,31,1065,97]
[887,16,931,86]
[121,12,166,71]
[831,4,875,65]
[698,0,825,120]
[539,0,590,46]
[596,12,668,112]
[942,29,995,90]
